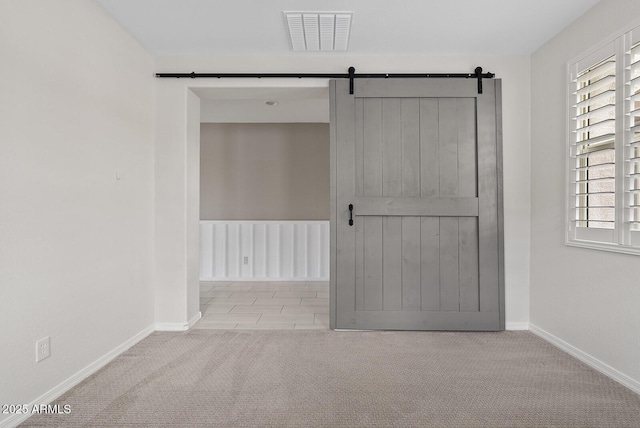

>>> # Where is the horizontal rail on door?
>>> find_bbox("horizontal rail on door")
[354,196,479,217]
[155,66,495,94]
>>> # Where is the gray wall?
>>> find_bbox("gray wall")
[200,123,329,220]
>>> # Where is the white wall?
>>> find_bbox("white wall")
[186,90,201,327]
[154,54,531,329]
[530,0,640,388]
[0,1,155,424]
[153,84,202,329]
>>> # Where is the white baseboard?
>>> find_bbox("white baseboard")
[188,311,202,329]
[505,322,529,330]
[155,311,201,331]
[0,325,155,428]
[529,323,640,395]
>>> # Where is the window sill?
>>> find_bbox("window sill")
[566,239,640,256]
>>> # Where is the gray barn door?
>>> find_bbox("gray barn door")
[330,78,504,331]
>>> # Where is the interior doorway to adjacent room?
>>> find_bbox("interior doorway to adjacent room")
[193,87,331,330]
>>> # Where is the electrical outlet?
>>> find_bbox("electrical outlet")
[36,336,50,362]
[243,256,249,265]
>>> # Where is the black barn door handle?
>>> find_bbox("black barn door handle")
[348,204,354,226]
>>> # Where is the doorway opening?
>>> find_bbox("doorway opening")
[191,87,331,330]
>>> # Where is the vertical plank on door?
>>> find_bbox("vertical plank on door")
[383,98,402,196]
[363,98,383,311]
[457,98,477,198]
[420,99,440,197]
[363,99,383,197]
[402,217,421,310]
[355,217,365,310]
[383,217,402,310]
[439,99,459,197]
[440,217,460,310]
[402,99,421,197]
[420,217,440,310]
[459,217,479,311]
[355,99,364,198]
[382,98,402,311]
[364,217,383,310]
[355,99,365,310]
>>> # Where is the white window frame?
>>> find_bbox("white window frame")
[566,20,640,256]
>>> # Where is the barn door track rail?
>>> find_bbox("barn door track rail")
[155,66,495,94]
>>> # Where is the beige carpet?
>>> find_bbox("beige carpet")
[21,330,640,427]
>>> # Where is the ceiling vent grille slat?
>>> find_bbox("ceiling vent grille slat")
[320,14,335,51]
[334,14,352,51]
[303,14,320,51]
[285,14,306,51]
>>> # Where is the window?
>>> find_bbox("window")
[567,24,640,254]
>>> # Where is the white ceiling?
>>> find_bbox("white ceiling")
[95,0,599,123]
[96,0,599,56]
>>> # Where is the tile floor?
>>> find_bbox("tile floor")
[195,281,329,330]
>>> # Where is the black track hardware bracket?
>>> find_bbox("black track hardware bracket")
[348,66,355,94]
[155,66,495,95]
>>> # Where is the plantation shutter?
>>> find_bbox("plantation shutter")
[567,23,640,254]
[570,44,616,242]
[627,37,640,246]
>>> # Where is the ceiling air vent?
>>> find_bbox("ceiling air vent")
[283,12,353,52]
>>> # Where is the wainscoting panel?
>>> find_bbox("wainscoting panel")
[200,221,330,281]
